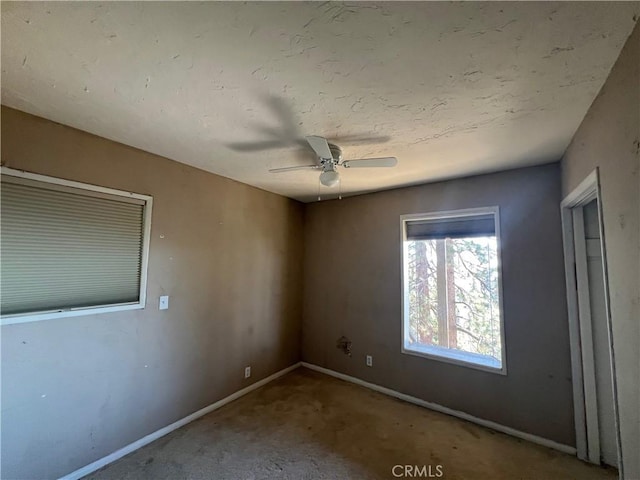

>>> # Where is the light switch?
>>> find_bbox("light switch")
[159,295,169,310]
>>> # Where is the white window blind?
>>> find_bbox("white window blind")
[405,214,495,240]
[1,174,147,317]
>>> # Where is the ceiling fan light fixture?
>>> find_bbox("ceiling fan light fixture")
[319,170,340,187]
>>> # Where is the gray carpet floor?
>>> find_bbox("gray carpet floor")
[85,368,616,480]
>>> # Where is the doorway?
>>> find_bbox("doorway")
[561,169,621,475]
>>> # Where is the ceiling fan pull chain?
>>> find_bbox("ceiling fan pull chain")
[317,177,321,202]
[338,177,342,200]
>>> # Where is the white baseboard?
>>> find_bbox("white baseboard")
[301,362,577,456]
[59,362,302,480]
[60,360,576,480]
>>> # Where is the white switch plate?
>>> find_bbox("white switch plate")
[366,355,373,367]
[159,295,169,310]
[244,366,251,379]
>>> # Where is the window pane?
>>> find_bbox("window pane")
[404,233,502,369]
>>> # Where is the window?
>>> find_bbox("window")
[401,207,505,373]
[0,167,152,325]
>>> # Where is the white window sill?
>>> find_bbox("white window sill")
[402,343,506,375]
[1,302,144,326]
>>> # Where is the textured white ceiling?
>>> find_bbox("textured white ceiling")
[2,2,638,202]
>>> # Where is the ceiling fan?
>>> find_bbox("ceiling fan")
[269,136,398,187]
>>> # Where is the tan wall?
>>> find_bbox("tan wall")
[0,106,304,479]
[561,22,640,478]
[302,163,575,445]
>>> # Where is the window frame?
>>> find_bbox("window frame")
[0,167,153,326]
[400,206,507,375]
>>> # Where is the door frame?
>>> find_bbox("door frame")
[560,168,622,475]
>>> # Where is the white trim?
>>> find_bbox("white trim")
[595,187,624,472]
[494,205,507,373]
[301,362,576,455]
[560,168,623,476]
[399,206,507,375]
[572,207,601,463]
[594,182,622,475]
[400,206,499,223]
[139,195,153,310]
[57,360,578,480]
[58,362,302,480]
[0,167,153,326]
[560,171,598,209]
[0,303,144,326]
[402,344,502,374]
[1,166,152,202]
[561,198,589,461]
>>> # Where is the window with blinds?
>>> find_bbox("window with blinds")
[1,169,151,323]
[400,207,506,373]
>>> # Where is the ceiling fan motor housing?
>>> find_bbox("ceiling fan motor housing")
[319,143,343,175]
[319,143,341,186]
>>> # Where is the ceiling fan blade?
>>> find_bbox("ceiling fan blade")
[265,95,301,139]
[269,165,319,173]
[342,157,398,168]
[226,139,291,152]
[305,136,333,160]
[330,134,391,145]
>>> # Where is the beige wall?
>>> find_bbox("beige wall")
[0,106,304,479]
[302,163,575,445]
[561,22,640,478]
[4,20,639,473]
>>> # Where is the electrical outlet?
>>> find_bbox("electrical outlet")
[366,355,373,367]
[244,366,251,379]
